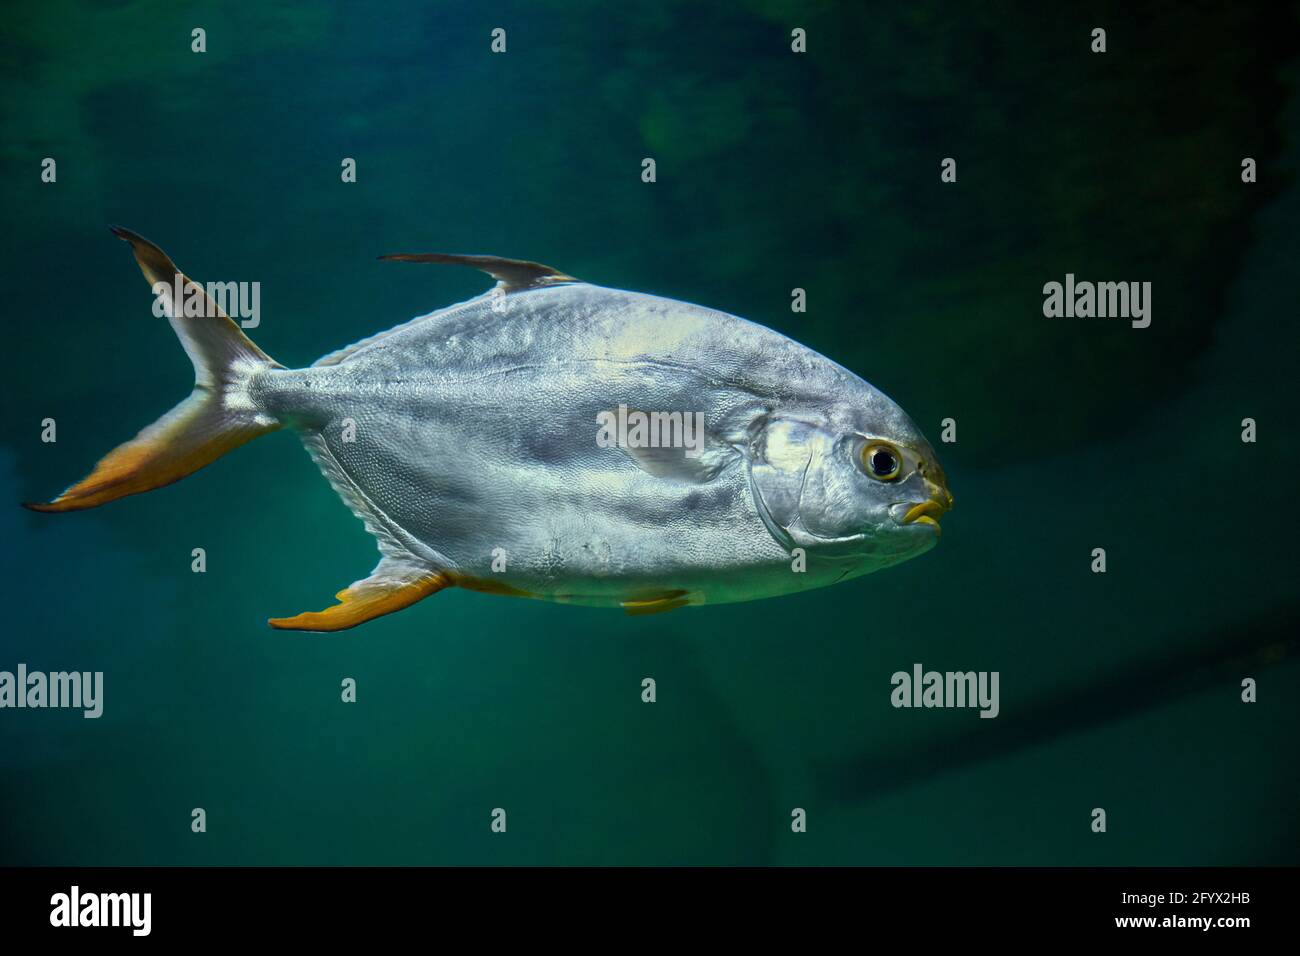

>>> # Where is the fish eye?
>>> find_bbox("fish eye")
[861,443,902,481]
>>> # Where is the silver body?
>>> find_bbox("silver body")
[249,282,941,607]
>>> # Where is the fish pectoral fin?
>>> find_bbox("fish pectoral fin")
[268,561,449,633]
[377,252,577,294]
[615,414,740,484]
[621,590,691,616]
[619,442,737,484]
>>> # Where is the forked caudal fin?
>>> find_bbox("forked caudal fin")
[23,227,283,513]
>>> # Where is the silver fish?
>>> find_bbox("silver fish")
[26,228,953,630]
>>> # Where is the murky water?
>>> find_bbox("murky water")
[1,2,1296,864]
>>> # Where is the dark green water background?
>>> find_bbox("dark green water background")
[2,1,1297,864]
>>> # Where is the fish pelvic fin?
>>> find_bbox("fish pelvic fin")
[23,227,284,513]
[621,590,692,616]
[269,560,449,632]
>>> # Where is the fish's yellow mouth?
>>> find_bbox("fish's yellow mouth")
[897,456,954,535]
[901,497,950,534]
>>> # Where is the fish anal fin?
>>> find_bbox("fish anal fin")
[378,253,577,293]
[269,563,449,632]
[621,590,691,616]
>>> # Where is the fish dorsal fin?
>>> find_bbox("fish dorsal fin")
[312,254,579,367]
[378,252,578,293]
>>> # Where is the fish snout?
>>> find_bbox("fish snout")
[893,465,953,535]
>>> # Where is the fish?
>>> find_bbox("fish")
[24,228,953,631]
